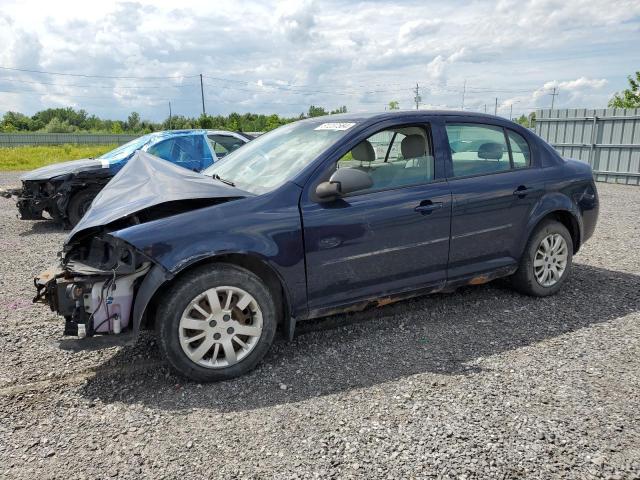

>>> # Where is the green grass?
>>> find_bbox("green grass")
[0,144,117,171]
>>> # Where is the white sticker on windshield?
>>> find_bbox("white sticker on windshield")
[314,122,356,131]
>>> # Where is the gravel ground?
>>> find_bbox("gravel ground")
[0,171,639,479]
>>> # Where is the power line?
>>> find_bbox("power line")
[0,64,559,99]
[0,76,199,90]
[0,65,200,80]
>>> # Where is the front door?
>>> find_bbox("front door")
[300,124,452,312]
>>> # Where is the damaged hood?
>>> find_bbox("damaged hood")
[67,151,248,243]
[20,158,106,181]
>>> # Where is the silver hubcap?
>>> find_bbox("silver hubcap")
[534,233,568,287]
[179,286,263,369]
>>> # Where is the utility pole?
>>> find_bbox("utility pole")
[549,87,558,110]
[509,103,513,121]
[461,80,466,110]
[200,74,206,115]
[494,97,498,115]
[484,104,487,113]
[169,101,172,129]
[414,83,422,110]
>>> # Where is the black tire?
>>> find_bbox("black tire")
[67,188,99,227]
[156,263,277,382]
[510,220,573,297]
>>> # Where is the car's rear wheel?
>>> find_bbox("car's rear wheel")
[67,188,100,227]
[156,264,277,382]
[510,220,573,296]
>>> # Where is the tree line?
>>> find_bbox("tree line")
[0,104,348,134]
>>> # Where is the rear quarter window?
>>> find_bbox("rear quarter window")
[506,130,531,169]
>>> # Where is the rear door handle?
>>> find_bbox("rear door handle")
[415,200,444,214]
[513,186,537,197]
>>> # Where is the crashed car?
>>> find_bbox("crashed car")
[34,111,599,382]
[2,129,250,227]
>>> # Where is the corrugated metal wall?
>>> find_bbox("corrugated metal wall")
[0,133,139,147]
[535,108,640,185]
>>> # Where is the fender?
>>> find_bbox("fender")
[129,250,299,340]
[518,192,582,259]
[131,263,174,337]
[109,180,308,322]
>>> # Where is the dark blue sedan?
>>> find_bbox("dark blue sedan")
[35,111,599,381]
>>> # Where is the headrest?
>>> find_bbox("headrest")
[401,135,426,159]
[478,142,504,160]
[351,140,375,162]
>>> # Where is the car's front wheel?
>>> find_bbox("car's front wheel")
[511,219,573,296]
[67,188,100,227]
[156,264,277,382]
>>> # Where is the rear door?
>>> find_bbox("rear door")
[444,120,543,280]
[300,121,452,312]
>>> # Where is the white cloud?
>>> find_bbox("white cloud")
[0,0,638,120]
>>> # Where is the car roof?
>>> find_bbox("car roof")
[148,129,208,139]
[145,129,249,142]
[300,110,510,124]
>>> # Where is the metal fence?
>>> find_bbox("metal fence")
[535,108,640,185]
[0,133,139,147]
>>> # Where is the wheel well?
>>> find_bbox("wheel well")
[142,254,289,330]
[542,210,580,253]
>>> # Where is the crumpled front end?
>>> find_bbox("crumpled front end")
[7,158,113,224]
[34,234,153,350]
[34,152,247,351]
[17,180,51,220]
[1,180,60,220]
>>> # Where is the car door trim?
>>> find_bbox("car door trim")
[451,223,513,240]
[322,236,450,266]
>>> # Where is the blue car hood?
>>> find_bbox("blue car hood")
[20,158,106,181]
[67,151,248,244]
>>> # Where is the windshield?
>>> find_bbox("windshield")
[98,133,154,162]
[202,121,354,194]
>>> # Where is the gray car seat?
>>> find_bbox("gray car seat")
[396,135,433,185]
[349,140,396,189]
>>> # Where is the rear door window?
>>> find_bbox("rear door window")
[446,124,511,177]
[148,135,212,171]
[207,134,246,158]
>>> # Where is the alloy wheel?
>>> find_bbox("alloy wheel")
[533,233,568,287]
[178,286,263,368]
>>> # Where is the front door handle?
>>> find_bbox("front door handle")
[415,200,444,214]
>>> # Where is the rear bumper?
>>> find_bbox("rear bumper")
[581,181,599,245]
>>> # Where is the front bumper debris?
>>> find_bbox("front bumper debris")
[1,186,47,220]
[34,261,150,351]
[0,186,21,199]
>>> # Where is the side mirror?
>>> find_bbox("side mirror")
[316,168,373,200]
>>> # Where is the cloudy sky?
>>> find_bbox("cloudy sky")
[0,0,639,121]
